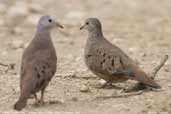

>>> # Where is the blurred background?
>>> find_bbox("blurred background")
[0,0,170,113]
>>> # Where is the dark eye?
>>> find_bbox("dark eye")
[48,19,52,23]
[86,22,89,25]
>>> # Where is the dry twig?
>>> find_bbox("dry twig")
[150,55,169,79]
[55,73,98,80]
[125,55,169,92]
[93,91,143,100]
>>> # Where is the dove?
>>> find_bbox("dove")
[14,15,63,111]
[80,18,161,89]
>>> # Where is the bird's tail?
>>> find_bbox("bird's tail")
[14,96,27,111]
[132,66,161,88]
[14,81,31,111]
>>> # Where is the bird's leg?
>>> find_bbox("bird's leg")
[38,89,45,105]
[103,82,114,89]
[33,94,39,105]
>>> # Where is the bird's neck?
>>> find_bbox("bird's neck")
[88,29,104,38]
[32,28,53,48]
[87,29,104,45]
[35,28,51,40]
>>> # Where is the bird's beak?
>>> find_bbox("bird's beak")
[80,24,85,30]
[56,22,64,29]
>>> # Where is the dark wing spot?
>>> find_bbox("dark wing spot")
[108,67,112,71]
[34,67,37,72]
[108,56,111,59]
[45,62,50,68]
[37,73,40,78]
[100,61,103,66]
[40,79,45,87]
[100,59,106,66]
[47,77,51,82]
[42,65,46,69]
[97,49,99,53]
[102,53,106,57]
[87,54,93,57]
[41,70,45,74]
[36,82,40,89]
[111,59,114,67]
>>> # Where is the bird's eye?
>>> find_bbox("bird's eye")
[48,19,52,23]
[86,22,89,25]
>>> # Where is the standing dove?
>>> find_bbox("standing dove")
[80,18,160,89]
[14,15,63,111]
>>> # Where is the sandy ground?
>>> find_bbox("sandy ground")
[0,0,171,114]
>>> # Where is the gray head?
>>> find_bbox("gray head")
[37,15,63,30]
[80,18,102,32]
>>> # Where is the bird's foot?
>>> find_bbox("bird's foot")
[38,99,45,106]
[34,100,45,107]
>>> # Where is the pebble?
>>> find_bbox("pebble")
[99,79,107,86]
[80,85,89,92]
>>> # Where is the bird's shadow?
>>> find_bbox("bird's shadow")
[32,100,63,108]
[91,83,123,90]
[124,82,161,93]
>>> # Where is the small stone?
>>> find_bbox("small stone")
[99,79,107,86]
[80,85,89,92]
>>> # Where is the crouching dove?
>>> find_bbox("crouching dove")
[80,18,160,89]
[14,15,63,111]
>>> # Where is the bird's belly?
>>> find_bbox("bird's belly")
[85,55,128,83]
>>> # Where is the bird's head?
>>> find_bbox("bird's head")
[37,15,63,30]
[80,18,102,32]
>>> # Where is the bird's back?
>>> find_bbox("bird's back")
[20,33,57,93]
[85,37,160,88]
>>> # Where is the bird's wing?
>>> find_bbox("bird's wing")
[20,49,57,92]
[101,42,160,88]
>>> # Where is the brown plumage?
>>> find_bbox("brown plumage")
[80,18,160,89]
[14,15,63,111]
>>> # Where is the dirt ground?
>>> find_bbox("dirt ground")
[0,0,171,114]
